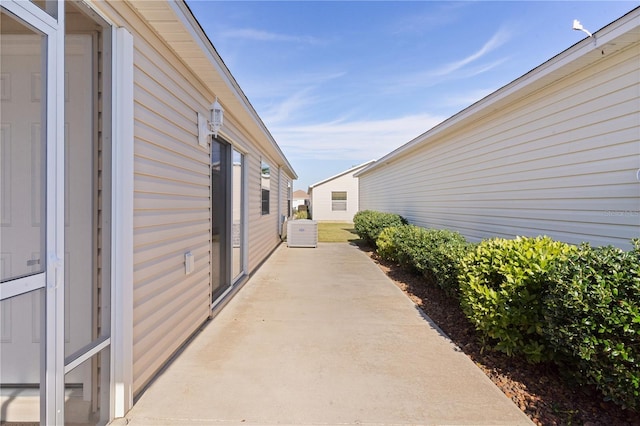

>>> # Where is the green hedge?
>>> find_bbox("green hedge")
[458,236,577,362]
[377,225,473,295]
[359,210,639,411]
[544,241,640,410]
[353,210,407,247]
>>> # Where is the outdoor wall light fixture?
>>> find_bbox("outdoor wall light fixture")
[198,97,224,146]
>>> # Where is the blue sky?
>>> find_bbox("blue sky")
[186,1,638,191]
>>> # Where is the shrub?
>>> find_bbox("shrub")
[376,225,404,263]
[544,240,640,411]
[375,224,430,270]
[459,236,577,362]
[353,210,407,247]
[375,225,473,296]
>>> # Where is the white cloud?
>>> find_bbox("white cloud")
[262,87,318,124]
[431,27,511,76]
[220,28,325,45]
[384,28,512,93]
[245,71,347,106]
[271,113,446,161]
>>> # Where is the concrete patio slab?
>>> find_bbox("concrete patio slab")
[113,243,533,426]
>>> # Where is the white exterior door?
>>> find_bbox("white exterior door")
[0,34,46,384]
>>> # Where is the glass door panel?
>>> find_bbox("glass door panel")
[64,32,95,358]
[1,2,70,424]
[63,4,112,424]
[0,289,44,424]
[231,150,244,280]
[0,8,47,424]
[64,347,110,426]
[0,10,46,286]
[211,139,228,302]
[30,0,58,19]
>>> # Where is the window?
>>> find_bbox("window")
[261,160,270,215]
[331,191,347,211]
[287,182,292,217]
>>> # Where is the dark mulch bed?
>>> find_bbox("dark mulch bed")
[357,243,639,426]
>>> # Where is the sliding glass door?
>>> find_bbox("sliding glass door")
[211,140,245,305]
[231,149,244,281]
[211,139,229,302]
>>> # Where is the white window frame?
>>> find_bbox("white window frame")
[331,191,348,211]
[110,26,134,420]
[261,159,271,215]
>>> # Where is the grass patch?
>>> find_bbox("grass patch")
[317,222,360,243]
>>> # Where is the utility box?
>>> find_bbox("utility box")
[287,219,318,248]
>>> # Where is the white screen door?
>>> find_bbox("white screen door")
[1,2,64,425]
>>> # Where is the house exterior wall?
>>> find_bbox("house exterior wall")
[359,35,639,249]
[93,1,296,397]
[237,150,275,273]
[292,190,309,211]
[310,170,361,222]
[278,167,292,232]
[99,2,211,396]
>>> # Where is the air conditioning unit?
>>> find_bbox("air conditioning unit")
[287,219,318,248]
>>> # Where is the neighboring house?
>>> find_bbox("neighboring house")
[292,189,310,211]
[357,8,640,249]
[309,161,375,222]
[0,1,296,425]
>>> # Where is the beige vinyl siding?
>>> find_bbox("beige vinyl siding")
[360,41,639,249]
[95,2,213,395]
[216,118,289,275]
[279,168,292,222]
[247,152,281,273]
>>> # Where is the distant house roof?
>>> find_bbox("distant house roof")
[308,160,376,191]
[293,190,309,200]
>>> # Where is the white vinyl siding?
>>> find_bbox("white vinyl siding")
[359,41,640,249]
[309,162,372,222]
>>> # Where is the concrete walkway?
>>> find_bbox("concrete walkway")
[116,243,533,426]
